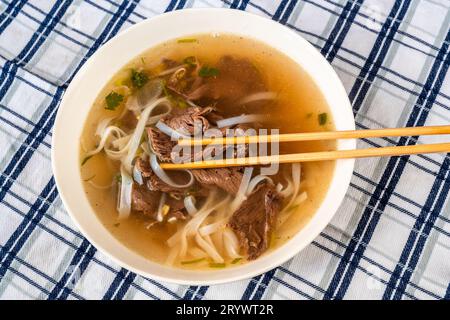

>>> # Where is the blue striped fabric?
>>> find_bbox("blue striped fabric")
[0,0,449,300]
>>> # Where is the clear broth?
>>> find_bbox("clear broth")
[80,34,336,268]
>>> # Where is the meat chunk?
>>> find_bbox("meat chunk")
[147,128,175,162]
[131,182,188,221]
[135,158,187,194]
[163,106,214,135]
[192,167,243,195]
[189,56,266,104]
[131,183,159,217]
[228,182,282,259]
[147,106,218,162]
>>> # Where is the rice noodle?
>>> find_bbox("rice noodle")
[216,114,266,128]
[167,192,228,259]
[278,191,308,227]
[146,105,172,126]
[149,153,194,189]
[156,120,190,139]
[199,218,227,236]
[95,117,115,136]
[223,228,241,259]
[156,193,167,222]
[230,167,253,212]
[184,195,197,216]
[117,166,133,219]
[132,164,144,185]
[153,65,185,78]
[112,135,131,150]
[195,233,224,263]
[165,245,180,266]
[123,97,171,173]
[189,247,208,259]
[85,126,126,158]
[276,183,283,193]
[238,91,277,105]
[246,175,273,195]
[286,163,301,208]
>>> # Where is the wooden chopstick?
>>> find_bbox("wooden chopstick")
[177,125,450,146]
[160,142,450,170]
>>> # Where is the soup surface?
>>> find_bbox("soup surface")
[80,34,336,269]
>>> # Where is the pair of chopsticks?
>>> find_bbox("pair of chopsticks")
[160,125,450,170]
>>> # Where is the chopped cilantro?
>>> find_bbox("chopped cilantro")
[198,66,219,78]
[105,91,124,110]
[318,112,328,126]
[131,69,149,88]
[181,258,206,265]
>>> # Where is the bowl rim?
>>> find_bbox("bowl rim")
[52,8,356,285]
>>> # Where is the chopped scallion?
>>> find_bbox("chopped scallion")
[318,112,328,126]
[181,258,206,265]
[105,91,124,110]
[198,66,219,78]
[131,69,149,88]
[177,38,198,43]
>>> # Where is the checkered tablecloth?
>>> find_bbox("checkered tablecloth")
[0,0,449,300]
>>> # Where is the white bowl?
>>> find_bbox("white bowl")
[52,8,355,285]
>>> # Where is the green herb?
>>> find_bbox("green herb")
[198,66,220,78]
[105,91,124,110]
[177,38,198,43]
[231,258,242,264]
[318,112,328,126]
[183,56,196,66]
[209,262,226,268]
[131,69,149,88]
[181,258,206,265]
[115,174,122,183]
[113,223,120,227]
[81,155,93,166]
[83,174,96,182]
[141,57,146,65]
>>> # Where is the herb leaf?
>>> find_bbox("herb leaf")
[198,66,219,78]
[231,258,242,264]
[318,112,328,126]
[105,91,124,110]
[177,38,197,43]
[131,69,149,88]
